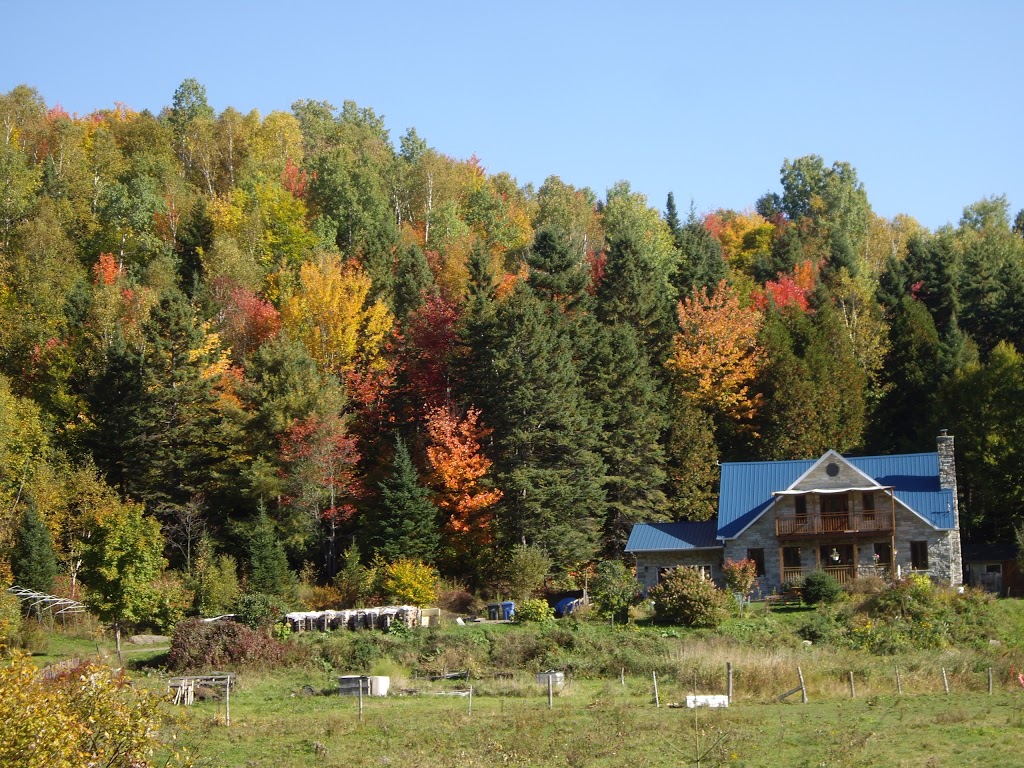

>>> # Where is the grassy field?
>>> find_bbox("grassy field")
[16,600,1024,767]
[170,670,1024,767]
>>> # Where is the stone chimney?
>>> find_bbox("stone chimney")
[936,430,957,494]
[937,430,963,586]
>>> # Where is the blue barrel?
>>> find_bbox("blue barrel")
[500,601,515,620]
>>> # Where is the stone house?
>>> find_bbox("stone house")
[626,433,962,596]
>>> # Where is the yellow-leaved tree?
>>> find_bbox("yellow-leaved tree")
[281,251,394,377]
[667,279,764,423]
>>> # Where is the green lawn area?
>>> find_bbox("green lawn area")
[171,672,1024,767]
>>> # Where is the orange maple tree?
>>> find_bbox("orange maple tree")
[424,405,501,549]
[667,279,764,421]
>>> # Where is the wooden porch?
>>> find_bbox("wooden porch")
[781,564,892,586]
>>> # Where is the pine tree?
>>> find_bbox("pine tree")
[664,192,682,239]
[11,501,58,593]
[245,506,296,598]
[372,436,439,563]
[673,205,726,296]
[596,227,677,367]
[480,283,605,571]
[583,322,670,551]
[392,242,434,321]
[868,297,943,453]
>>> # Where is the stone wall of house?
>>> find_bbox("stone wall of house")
[894,511,961,586]
[723,505,785,597]
[633,549,724,593]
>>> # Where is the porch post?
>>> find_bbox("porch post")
[852,543,859,580]
[778,545,785,588]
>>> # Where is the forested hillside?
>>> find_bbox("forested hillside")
[2,80,1022,607]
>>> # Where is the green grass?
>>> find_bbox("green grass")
[168,673,1024,767]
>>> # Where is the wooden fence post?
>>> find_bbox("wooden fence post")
[358,677,364,722]
[798,666,807,704]
[653,671,660,708]
[895,665,903,695]
[988,668,993,695]
[942,667,949,695]
[727,662,733,703]
[848,671,855,699]
[548,675,553,710]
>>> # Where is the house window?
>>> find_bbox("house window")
[782,547,801,568]
[985,563,1002,575]
[873,542,891,566]
[862,492,875,522]
[794,495,807,517]
[747,548,766,577]
[822,494,848,514]
[910,541,929,571]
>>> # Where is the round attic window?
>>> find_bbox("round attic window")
[825,462,840,477]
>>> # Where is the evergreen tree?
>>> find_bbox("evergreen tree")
[90,291,228,520]
[525,227,591,311]
[392,242,434,321]
[11,501,58,593]
[583,321,670,551]
[664,192,682,239]
[596,226,677,367]
[754,305,866,459]
[869,297,943,453]
[245,506,296,597]
[372,436,439,563]
[673,205,726,296]
[664,396,720,521]
[481,283,605,571]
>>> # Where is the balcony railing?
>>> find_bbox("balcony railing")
[776,511,893,537]
[781,565,892,586]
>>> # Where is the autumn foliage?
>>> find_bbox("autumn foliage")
[668,279,764,421]
[425,405,501,549]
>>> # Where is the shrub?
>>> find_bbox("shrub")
[149,571,193,633]
[590,560,640,622]
[722,559,758,598]
[843,575,886,596]
[436,587,483,615]
[235,591,287,629]
[502,544,551,603]
[515,599,554,623]
[308,584,344,610]
[802,571,842,605]
[381,558,438,606]
[649,567,728,629]
[168,617,286,672]
[0,591,21,652]
[0,654,191,767]
[333,543,371,607]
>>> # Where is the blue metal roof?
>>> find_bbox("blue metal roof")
[625,521,721,553]
[717,451,956,539]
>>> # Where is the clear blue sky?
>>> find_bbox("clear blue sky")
[4,1,1021,231]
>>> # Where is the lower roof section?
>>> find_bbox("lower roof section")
[625,521,721,553]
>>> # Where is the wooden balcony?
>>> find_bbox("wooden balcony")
[776,511,893,539]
